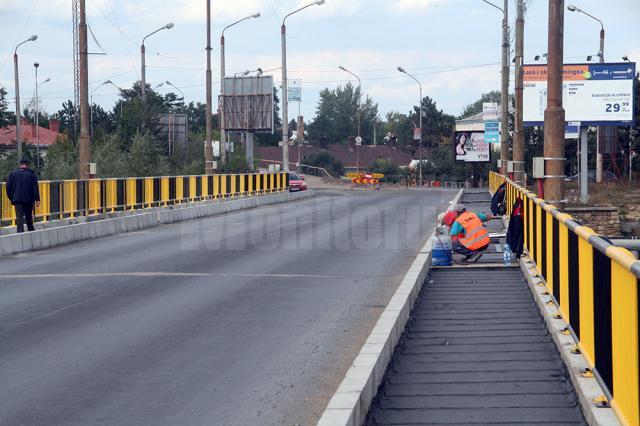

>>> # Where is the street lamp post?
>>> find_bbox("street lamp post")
[281,0,325,172]
[141,23,173,103]
[14,35,37,162]
[34,62,50,171]
[90,80,112,138]
[480,0,510,175]
[338,65,362,172]
[398,67,423,187]
[220,12,261,168]
[104,80,123,118]
[568,4,605,183]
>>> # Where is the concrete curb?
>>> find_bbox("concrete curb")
[0,190,314,257]
[519,255,620,426]
[317,188,464,426]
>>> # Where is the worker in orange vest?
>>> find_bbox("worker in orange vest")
[449,204,494,262]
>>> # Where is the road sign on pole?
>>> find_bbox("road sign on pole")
[413,127,421,141]
[355,136,363,146]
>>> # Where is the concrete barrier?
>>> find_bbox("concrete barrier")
[0,191,314,257]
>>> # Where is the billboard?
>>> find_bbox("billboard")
[220,76,274,132]
[523,62,636,126]
[454,131,490,163]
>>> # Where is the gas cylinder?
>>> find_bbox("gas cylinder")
[432,226,452,266]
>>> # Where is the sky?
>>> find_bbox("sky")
[1,0,638,123]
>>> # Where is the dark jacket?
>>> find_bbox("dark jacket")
[491,183,506,215]
[506,198,524,257]
[7,168,40,205]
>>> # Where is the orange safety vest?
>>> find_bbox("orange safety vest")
[455,211,490,250]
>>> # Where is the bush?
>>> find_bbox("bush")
[369,158,403,182]
[304,152,344,177]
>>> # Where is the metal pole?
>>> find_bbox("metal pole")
[78,0,91,179]
[35,64,39,170]
[500,0,510,175]
[141,44,146,103]
[512,0,525,185]
[544,0,566,206]
[596,28,605,183]
[14,53,22,161]
[419,84,423,187]
[219,34,226,167]
[205,0,214,174]
[580,126,588,203]
[281,23,289,171]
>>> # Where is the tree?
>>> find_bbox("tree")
[304,152,344,177]
[307,82,379,147]
[0,87,15,129]
[42,137,78,180]
[459,90,502,118]
[256,87,282,146]
[369,158,402,182]
[126,131,170,177]
[409,96,456,150]
[50,100,78,141]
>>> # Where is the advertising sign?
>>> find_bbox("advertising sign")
[221,76,274,132]
[484,121,500,143]
[454,132,490,163]
[523,62,636,126]
[483,102,499,121]
[288,79,302,102]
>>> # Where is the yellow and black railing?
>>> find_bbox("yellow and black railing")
[0,172,289,227]
[490,171,640,426]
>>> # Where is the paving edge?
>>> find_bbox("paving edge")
[0,190,314,257]
[519,254,621,426]
[316,187,464,426]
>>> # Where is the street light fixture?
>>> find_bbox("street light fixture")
[281,0,325,172]
[14,34,37,162]
[90,80,113,137]
[165,80,184,100]
[567,3,606,183]
[398,66,424,187]
[141,23,174,103]
[338,65,362,172]
[103,80,124,118]
[622,56,630,62]
[219,12,261,167]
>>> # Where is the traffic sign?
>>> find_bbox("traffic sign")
[352,177,379,185]
[355,136,363,145]
[413,128,421,141]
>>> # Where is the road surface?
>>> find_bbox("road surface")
[0,189,453,425]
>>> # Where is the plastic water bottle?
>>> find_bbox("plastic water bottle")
[503,244,512,265]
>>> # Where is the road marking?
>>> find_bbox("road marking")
[0,272,387,280]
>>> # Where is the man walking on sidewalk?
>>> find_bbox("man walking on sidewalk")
[7,159,40,233]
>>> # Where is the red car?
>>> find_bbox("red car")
[289,174,307,192]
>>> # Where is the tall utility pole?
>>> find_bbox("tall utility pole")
[205,0,214,174]
[544,0,566,205]
[141,23,174,104]
[512,0,525,185]
[398,67,423,186]
[78,0,90,179]
[13,35,37,162]
[338,66,362,172]
[500,0,510,175]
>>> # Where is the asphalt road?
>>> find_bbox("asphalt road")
[0,189,454,426]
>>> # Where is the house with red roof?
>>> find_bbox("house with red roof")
[0,118,64,151]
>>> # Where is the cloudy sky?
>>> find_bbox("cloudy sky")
[1,0,638,122]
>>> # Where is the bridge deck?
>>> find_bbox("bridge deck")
[365,190,586,425]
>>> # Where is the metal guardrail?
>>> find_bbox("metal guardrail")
[490,171,640,426]
[0,172,288,227]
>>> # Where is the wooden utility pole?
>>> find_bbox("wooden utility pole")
[499,0,510,175]
[78,0,90,179]
[544,0,566,205]
[512,0,525,185]
[205,0,214,174]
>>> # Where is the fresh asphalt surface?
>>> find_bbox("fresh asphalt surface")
[0,189,453,426]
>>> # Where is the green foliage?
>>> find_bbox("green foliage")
[92,136,128,177]
[256,87,282,146]
[368,158,403,182]
[304,152,344,177]
[409,96,456,149]
[307,82,379,147]
[459,90,502,119]
[0,87,16,129]
[126,131,170,177]
[42,137,78,180]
